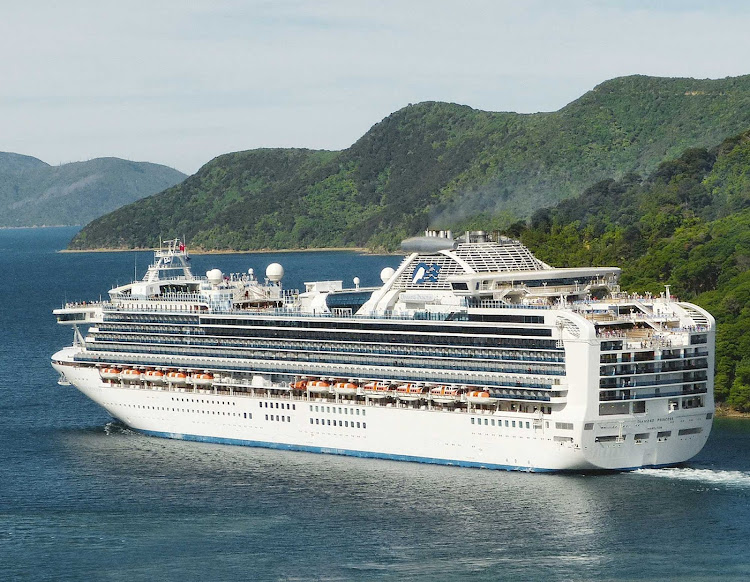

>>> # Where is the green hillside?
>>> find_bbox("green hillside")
[510,130,750,411]
[0,155,186,227]
[70,74,750,251]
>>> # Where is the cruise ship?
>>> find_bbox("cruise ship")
[51,231,715,471]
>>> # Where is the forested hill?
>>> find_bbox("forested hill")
[0,155,186,227]
[510,129,750,411]
[70,74,750,251]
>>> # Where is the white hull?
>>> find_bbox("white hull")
[54,353,712,472]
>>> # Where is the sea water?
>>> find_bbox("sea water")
[1,227,749,581]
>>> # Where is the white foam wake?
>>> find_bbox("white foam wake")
[103,421,133,436]
[635,467,750,488]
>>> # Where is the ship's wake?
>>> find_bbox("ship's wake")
[635,467,750,488]
[103,421,134,436]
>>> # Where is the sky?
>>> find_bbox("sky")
[2,0,750,175]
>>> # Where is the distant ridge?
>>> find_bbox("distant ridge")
[71,74,750,251]
[0,155,186,227]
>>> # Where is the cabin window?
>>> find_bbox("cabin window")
[633,401,646,414]
[599,402,629,415]
[363,423,367,429]
[491,419,495,426]
[678,428,702,436]
[471,418,475,424]
[512,421,516,428]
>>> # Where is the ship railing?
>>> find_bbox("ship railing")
[86,342,564,385]
[73,352,558,395]
[599,377,708,390]
[110,292,208,303]
[467,299,551,310]
[599,387,707,401]
[62,300,105,309]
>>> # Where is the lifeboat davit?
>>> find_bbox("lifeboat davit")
[100,367,121,381]
[429,385,461,403]
[396,383,426,401]
[144,370,165,383]
[166,371,188,385]
[363,381,392,399]
[121,369,142,382]
[466,390,492,404]
[306,380,331,394]
[333,381,358,396]
[191,372,214,386]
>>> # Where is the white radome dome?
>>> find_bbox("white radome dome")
[380,267,395,283]
[266,263,284,282]
[206,268,223,284]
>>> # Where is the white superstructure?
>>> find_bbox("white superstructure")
[52,233,715,471]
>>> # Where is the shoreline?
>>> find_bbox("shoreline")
[715,405,750,419]
[59,246,394,256]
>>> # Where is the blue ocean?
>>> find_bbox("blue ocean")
[1,226,749,581]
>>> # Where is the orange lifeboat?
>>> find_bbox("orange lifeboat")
[121,369,142,382]
[166,371,188,385]
[291,380,308,391]
[191,372,214,386]
[333,381,358,396]
[100,367,121,381]
[466,390,491,404]
[396,383,426,401]
[363,381,392,399]
[306,380,331,394]
[429,385,461,403]
[144,370,165,383]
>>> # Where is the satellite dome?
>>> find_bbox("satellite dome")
[353,277,360,288]
[206,269,223,284]
[380,267,395,283]
[266,263,284,282]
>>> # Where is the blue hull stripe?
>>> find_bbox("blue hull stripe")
[139,429,556,472]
